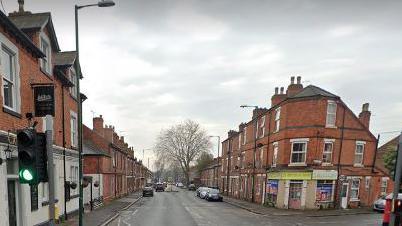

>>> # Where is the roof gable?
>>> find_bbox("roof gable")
[291,85,339,99]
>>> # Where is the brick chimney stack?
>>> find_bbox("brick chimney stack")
[252,108,267,119]
[104,125,115,143]
[286,76,303,97]
[271,86,287,107]
[358,103,371,129]
[93,115,104,136]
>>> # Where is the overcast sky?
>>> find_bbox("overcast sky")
[3,0,402,169]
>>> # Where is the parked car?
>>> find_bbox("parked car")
[143,186,154,197]
[188,184,196,191]
[177,182,184,188]
[205,189,223,202]
[373,195,386,212]
[199,188,210,199]
[155,183,165,192]
[196,186,208,197]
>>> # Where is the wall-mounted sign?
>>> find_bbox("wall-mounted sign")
[312,170,338,180]
[34,85,55,117]
[267,171,312,180]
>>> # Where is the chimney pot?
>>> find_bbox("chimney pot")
[275,87,279,95]
[290,76,295,84]
[297,76,301,84]
[18,0,24,12]
[362,103,369,112]
[280,87,284,94]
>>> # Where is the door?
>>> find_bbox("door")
[340,183,349,209]
[288,181,302,209]
[7,181,17,226]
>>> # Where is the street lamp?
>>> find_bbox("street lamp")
[209,135,220,187]
[240,105,259,203]
[75,1,115,225]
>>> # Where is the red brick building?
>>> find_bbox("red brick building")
[220,76,389,209]
[200,157,221,188]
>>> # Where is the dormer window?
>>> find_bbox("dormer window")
[40,36,51,74]
[70,68,77,98]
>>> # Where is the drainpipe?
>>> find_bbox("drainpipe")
[61,85,68,220]
[335,104,346,208]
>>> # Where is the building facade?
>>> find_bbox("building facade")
[220,76,390,209]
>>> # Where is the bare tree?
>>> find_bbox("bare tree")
[154,120,212,185]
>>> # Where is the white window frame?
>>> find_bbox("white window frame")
[39,33,52,75]
[350,179,360,201]
[365,176,371,190]
[381,177,388,194]
[260,116,266,138]
[70,111,78,148]
[238,135,241,149]
[322,139,334,164]
[0,33,21,113]
[326,100,337,128]
[272,142,278,167]
[274,107,281,132]
[69,68,77,98]
[289,138,309,165]
[354,141,365,166]
[243,128,247,145]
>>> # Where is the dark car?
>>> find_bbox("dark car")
[205,189,223,202]
[188,184,196,191]
[155,183,165,192]
[143,186,154,197]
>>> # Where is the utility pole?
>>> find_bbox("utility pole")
[390,132,402,226]
[46,115,55,225]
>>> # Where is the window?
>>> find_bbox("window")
[381,177,388,194]
[243,128,247,145]
[259,116,266,138]
[70,166,78,195]
[240,152,245,169]
[322,141,333,164]
[70,111,78,147]
[238,135,241,149]
[365,176,371,190]
[354,142,365,165]
[70,68,77,98]
[41,183,48,202]
[272,142,278,167]
[326,100,337,127]
[274,107,280,132]
[290,140,307,164]
[350,179,360,200]
[40,37,51,74]
[1,46,18,110]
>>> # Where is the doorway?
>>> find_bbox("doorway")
[340,183,349,209]
[288,180,303,209]
[7,180,17,226]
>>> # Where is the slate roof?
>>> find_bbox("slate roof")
[54,51,76,67]
[291,85,339,99]
[0,11,44,57]
[83,140,110,157]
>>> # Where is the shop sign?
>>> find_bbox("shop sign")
[267,171,312,180]
[312,170,338,180]
[33,85,55,117]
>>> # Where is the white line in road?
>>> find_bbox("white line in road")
[131,209,138,216]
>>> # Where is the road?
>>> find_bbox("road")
[110,189,383,226]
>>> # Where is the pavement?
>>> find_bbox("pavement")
[222,195,375,217]
[59,192,142,226]
[108,188,383,226]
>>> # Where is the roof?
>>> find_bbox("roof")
[0,11,44,58]
[54,51,76,66]
[83,140,110,157]
[291,85,339,99]
[8,12,60,51]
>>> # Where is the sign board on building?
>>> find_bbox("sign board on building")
[312,170,338,180]
[267,171,312,180]
[34,85,55,117]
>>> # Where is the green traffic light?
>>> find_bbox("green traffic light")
[20,169,33,181]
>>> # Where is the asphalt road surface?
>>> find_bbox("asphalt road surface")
[109,189,383,226]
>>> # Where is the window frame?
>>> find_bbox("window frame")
[243,127,247,145]
[381,177,388,194]
[272,142,278,167]
[259,116,266,138]
[322,139,334,164]
[350,179,360,200]
[39,33,52,75]
[326,100,337,128]
[289,138,309,165]
[274,107,281,132]
[69,68,77,98]
[70,111,78,148]
[354,141,365,166]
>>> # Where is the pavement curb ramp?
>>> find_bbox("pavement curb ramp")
[99,195,143,226]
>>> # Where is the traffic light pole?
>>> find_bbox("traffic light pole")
[390,132,402,226]
[46,115,55,225]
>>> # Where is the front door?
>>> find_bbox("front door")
[288,181,302,209]
[340,183,349,209]
[7,181,17,226]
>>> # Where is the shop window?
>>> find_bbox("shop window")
[316,180,333,202]
[350,179,360,200]
[266,179,278,206]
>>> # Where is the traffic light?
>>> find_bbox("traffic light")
[17,128,47,184]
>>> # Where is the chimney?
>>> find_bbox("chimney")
[253,107,267,119]
[120,136,125,143]
[358,103,371,129]
[93,115,104,136]
[271,86,287,107]
[18,0,24,12]
[286,76,304,97]
[104,125,114,143]
[228,130,238,138]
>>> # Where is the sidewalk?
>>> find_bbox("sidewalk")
[222,195,374,217]
[60,192,142,226]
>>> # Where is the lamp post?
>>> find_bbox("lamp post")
[75,1,115,225]
[240,105,259,203]
[209,135,220,187]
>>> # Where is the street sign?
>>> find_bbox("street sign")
[33,85,55,117]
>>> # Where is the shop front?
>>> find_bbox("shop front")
[312,170,337,209]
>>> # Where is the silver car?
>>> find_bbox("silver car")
[373,195,386,212]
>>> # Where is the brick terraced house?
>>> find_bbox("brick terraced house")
[219,76,390,209]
